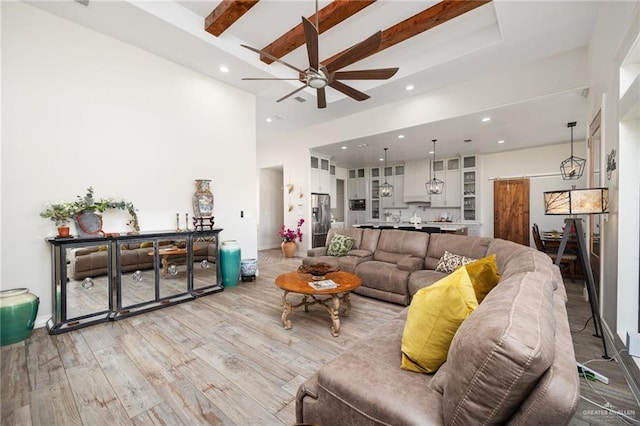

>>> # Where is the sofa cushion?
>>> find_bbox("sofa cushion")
[425,234,492,270]
[326,233,355,256]
[442,270,556,424]
[376,229,429,259]
[314,316,444,425]
[465,254,501,303]
[435,250,476,273]
[401,266,478,374]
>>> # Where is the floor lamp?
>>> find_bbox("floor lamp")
[543,187,610,359]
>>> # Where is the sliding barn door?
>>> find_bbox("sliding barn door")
[493,179,530,246]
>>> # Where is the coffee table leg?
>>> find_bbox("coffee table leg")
[281,290,292,330]
[341,292,352,317]
[330,294,341,337]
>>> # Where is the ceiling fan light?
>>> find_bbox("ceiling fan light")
[307,72,328,89]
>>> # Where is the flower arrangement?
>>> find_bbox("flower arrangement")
[277,218,304,242]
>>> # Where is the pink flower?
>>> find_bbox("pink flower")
[278,218,304,242]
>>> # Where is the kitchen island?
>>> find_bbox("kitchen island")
[352,222,468,234]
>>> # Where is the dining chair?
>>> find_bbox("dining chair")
[532,224,577,282]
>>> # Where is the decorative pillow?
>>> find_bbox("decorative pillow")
[140,241,154,248]
[98,245,107,251]
[326,234,355,257]
[401,266,478,373]
[465,254,501,303]
[435,251,477,273]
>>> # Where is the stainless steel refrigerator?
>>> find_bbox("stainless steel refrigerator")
[311,193,331,248]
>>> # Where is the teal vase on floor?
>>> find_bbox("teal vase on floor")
[220,240,241,287]
[0,288,39,346]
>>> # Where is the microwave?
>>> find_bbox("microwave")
[349,199,366,211]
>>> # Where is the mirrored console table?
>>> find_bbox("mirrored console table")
[46,229,223,334]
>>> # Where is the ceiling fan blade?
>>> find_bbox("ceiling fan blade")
[242,77,302,81]
[241,44,306,74]
[326,31,382,73]
[333,68,399,80]
[329,80,370,101]
[276,84,308,103]
[317,88,327,109]
[302,17,320,71]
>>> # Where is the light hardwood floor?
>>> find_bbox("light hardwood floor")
[2,249,639,425]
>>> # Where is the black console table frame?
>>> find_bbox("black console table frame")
[46,229,223,334]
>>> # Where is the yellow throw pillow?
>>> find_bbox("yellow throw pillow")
[401,266,478,374]
[465,254,501,303]
[139,241,154,248]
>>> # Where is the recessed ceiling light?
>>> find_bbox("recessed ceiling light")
[379,158,384,162]
[341,146,347,150]
[398,134,405,139]
[428,150,434,154]
[266,118,272,123]
[497,140,505,144]
[219,66,229,73]
[357,143,369,148]
[482,117,491,122]
[405,85,414,91]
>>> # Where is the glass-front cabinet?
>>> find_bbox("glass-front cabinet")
[462,155,477,221]
[47,229,222,333]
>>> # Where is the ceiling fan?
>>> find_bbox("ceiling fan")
[241,2,399,109]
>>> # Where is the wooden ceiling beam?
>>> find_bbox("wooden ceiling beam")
[260,0,377,64]
[323,0,492,68]
[205,0,261,37]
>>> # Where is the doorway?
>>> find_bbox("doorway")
[493,179,530,245]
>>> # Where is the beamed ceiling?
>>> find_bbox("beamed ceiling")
[25,0,601,168]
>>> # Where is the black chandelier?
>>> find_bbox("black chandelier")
[426,139,444,194]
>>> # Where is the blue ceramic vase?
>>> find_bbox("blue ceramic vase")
[220,240,241,287]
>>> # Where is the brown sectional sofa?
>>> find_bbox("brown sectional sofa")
[298,228,579,424]
[69,241,217,280]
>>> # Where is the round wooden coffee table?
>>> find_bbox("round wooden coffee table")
[275,271,362,337]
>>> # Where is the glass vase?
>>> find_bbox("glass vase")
[193,179,214,218]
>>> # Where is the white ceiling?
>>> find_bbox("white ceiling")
[25,0,601,168]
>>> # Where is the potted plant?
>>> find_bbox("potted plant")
[277,218,304,258]
[40,202,76,237]
[72,187,140,236]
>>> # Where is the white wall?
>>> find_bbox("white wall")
[1,2,258,326]
[480,142,588,241]
[586,0,639,342]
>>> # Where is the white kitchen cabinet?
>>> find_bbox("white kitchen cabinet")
[347,168,367,199]
[330,163,337,208]
[347,211,367,227]
[403,158,431,203]
[462,155,478,221]
[381,165,407,209]
[310,154,331,193]
[430,157,461,208]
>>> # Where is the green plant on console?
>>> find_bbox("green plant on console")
[39,202,76,227]
[73,187,140,233]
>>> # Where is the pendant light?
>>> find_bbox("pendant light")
[426,139,444,194]
[380,147,394,197]
[560,121,585,180]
